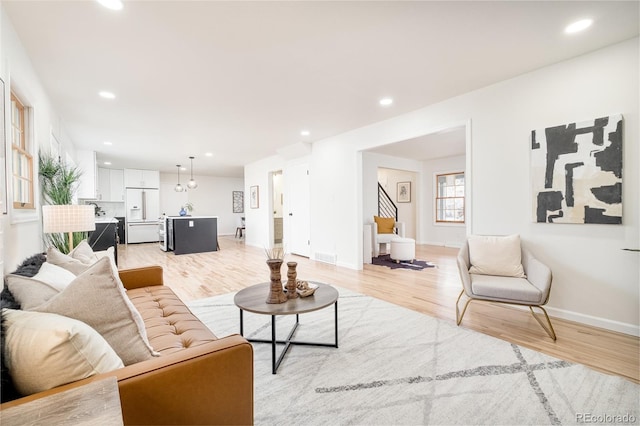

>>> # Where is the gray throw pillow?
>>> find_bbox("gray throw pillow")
[34,257,159,365]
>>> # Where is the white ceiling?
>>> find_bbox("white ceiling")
[3,1,638,177]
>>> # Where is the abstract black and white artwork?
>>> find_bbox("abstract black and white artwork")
[531,114,622,224]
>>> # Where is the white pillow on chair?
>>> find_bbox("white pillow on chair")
[467,234,526,278]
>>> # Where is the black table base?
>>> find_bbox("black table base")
[239,301,338,374]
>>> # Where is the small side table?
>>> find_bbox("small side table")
[234,282,339,374]
[1,376,123,426]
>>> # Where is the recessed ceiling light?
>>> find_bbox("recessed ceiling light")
[565,19,593,34]
[205,152,213,157]
[96,0,123,11]
[103,161,112,165]
[99,91,116,99]
[180,167,187,171]
[103,141,112,146]
[379,98,393,106]
[300,130,310,136]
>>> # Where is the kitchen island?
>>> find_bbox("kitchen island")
[168,216,218,255]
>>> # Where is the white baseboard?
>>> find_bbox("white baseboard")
[545,306,640,337]
[422,240,463,249]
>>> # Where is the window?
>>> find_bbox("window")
[11,92,34,209]
[436,172,464,223]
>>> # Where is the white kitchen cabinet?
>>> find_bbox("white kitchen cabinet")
[97,168,125,202]
[124,169,160,189]
[76,150,97,199]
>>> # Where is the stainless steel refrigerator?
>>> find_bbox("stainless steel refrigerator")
[125,188,160,243]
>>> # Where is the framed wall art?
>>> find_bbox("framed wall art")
[232,190,244,213]
[397,181,411,203]
[531,114,622,224]
[250,185,259,209]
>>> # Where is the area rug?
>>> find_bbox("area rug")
[187,288,639,425]
[371,254,436,270]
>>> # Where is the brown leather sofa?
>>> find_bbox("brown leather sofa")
[1,266,254,425]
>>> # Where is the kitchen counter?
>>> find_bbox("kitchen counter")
[94,217,119,224]
[169,215,218,220]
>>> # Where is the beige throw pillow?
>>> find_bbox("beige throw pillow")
[34,257,159,365]
[467,234,526,278]
[3,309,124,395]
[47,246,94,275]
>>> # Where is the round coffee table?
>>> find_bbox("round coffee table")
[234,282,339,374]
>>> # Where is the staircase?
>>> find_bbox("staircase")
[378,183,398,221]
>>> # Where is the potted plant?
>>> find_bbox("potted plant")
[39,152,84,253]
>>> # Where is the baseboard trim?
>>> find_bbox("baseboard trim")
[423,240,463,249]
[545,306,640,337]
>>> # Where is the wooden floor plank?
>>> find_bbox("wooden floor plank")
[117,236,639,383]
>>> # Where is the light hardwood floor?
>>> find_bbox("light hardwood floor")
[118,236,639,383]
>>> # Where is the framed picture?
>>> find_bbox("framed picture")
[0,77,6,214]
[232,190,244,213]
[250,185,259,209]
[397,182,411,203]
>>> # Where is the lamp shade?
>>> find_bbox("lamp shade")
[42,205,96,233]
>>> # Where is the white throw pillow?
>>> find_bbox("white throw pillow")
[32,262,77,291]
[34,257,159,365]
[3,309,124,396]
[467,234,526,278]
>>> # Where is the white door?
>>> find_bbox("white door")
[285,163,310,257]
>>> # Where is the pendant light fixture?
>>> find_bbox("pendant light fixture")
[175,165,184,192]
[187,156,198,189]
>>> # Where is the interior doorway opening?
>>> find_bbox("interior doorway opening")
[272,170,284,246]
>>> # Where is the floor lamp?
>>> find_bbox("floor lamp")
[42,205,96,251]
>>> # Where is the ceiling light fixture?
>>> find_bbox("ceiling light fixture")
[104,161,111,165]
[300,130,310,136]
[205,152,213,157]
[98,91,116,99]
[96,0,123,11]
[379,97,393,106]
[175,165,184,192]
[565,19,593,34]
[187,156,198,190]
[103,141,112,146]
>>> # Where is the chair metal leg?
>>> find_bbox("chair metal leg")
[455,290,472,326]
[529,306,557,341]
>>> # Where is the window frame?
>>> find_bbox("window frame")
[10,91,35,210]
[435,171,465,225]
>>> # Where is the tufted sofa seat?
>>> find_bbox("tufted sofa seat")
[1,265,254,425]
[128,285,218,355]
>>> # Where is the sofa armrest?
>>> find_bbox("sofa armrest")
[1,334,254,425]
[118,266,164,290]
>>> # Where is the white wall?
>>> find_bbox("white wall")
[377,168,417,239]
[422,155,466,247]
[1,9,78,272]
[159,173,244,235]
[254,38,639,335]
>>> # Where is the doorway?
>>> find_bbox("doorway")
[272,171,284,245]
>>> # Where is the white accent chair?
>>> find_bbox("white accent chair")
[371,221,405,257]
[456,238,556,340]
